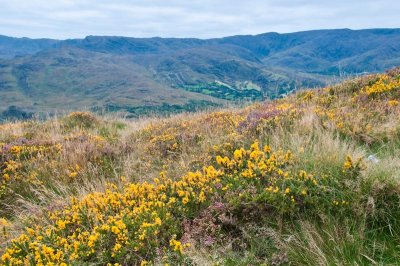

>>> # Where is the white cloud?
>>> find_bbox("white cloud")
[0,0,398,39]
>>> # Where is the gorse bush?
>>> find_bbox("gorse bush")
[364,74,400,97]
[1,142,360,265]
[63,112,99,130]
[310,69,400,147]
[215,142,355,218]
[0,141,63,201]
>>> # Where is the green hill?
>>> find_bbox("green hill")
[1,29,400,119]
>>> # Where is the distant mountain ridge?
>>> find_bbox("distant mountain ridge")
[1,28,400,119]
[0,35,59,59]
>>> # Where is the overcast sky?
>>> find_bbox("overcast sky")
[0,0,399,39]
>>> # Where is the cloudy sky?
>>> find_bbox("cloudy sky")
[0,0,399,39]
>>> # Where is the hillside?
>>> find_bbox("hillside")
[1,29,400,119]
[0,68,399,265]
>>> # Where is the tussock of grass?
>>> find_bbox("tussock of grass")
[0,68,400,265]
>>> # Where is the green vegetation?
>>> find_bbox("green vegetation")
[102,100,222,118]
[0,68,399,265]
[179,81,264,101]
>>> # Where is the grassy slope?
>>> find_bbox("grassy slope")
[0,68,399,265]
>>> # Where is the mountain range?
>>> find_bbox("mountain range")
[1,28,400,119]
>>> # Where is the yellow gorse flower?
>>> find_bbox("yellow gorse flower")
[0,132,355,265]
[343,155,353,170]
[364,74,400,96]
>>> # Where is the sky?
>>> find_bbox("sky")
[0,0,399,40]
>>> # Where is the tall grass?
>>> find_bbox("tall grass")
[0,68,399,265]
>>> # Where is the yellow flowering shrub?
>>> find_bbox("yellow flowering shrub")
[1,166,223,265]
[342,155,364,178]
[1,142,63,197]
[215,142,352,216]
[62,112,99,131]
[1,141,358,265]
[0,218,11,242]
[148,128,184,156]
[364,74,400,96]
[388,100,399,107]
[311,71,400,144]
